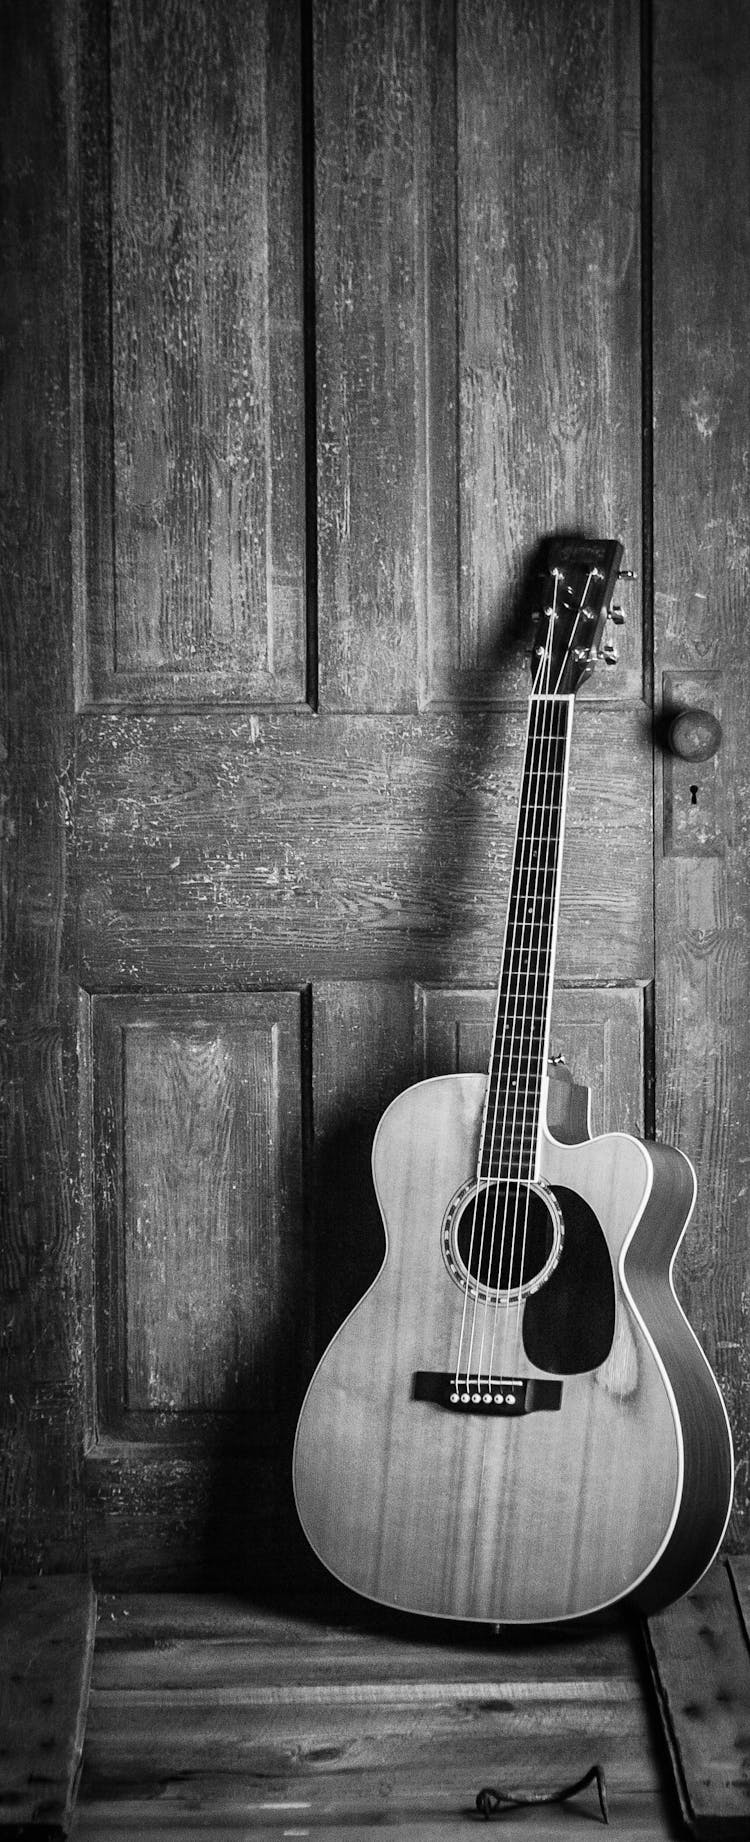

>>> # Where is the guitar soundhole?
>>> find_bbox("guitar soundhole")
[444,1177,563,1301]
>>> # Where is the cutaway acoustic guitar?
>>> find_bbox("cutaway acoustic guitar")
[293,536,734,1623]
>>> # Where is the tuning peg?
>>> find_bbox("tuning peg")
[617,569,637,580]
[609,604,626,625]
[601,638,619,665]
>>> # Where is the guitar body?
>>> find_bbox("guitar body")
[293,1072,733,1623]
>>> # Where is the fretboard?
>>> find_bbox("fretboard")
[479,694,573,1183]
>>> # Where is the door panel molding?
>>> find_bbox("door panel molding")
[83,991,305,1444]
[76,0,307,707]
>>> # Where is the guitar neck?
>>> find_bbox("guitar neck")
[479,692,574,1184]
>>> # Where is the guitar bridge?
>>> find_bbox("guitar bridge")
[412,1373,562,1415]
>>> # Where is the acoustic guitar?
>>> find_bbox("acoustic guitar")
[293,536,734,1623]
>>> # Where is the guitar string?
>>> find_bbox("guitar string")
[500,693,567,1378]
[454,567,597,1391]
[487,621,566,1387]
[453,648,549,1390]
[458,570,596,1392]
[479,652,560,1385]
[455,596,559,1391]
[503,573,598,1375]
[490,679,566,1386]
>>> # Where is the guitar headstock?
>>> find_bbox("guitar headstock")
[530,536,625,697]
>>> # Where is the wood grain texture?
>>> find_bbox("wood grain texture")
[82,993,306,1585]
[645,1556,750,1839]
[78,0,306,704]
[0,1575,96,1836]
[728,1552,750,1641]
[69,1805,684,1840]
[88,994,304,1429]
[662,672,725,858]
[85,1587,640,1675]
[84,1432,312,1591]
[652,0,750,1545]
[314,0,438,710]
[294,1073,723,1622]
[450,0,643,704]
[311,983,420,1353]
[0,0,85,1571]
[75,1594,669,1841]
[75,704,653,989]
[314,0,642,712]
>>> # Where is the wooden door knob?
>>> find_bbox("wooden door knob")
[667,708,723,761]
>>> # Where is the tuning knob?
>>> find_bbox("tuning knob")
[601,639,618,665]
[609,604,626,625]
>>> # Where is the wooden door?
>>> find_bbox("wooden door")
[1,0,747,1589]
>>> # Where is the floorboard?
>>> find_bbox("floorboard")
[0,1574,96,1838]
[644,1557,750,1839]
[72,1594,685,1838]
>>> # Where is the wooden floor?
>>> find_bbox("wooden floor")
[70,1594,686,1840]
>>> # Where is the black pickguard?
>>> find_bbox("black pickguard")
[521,1185,616,1374]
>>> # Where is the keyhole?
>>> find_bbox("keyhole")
[690,784,699,806]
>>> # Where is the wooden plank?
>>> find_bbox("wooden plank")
[71,1796,680,1841]
[451,0,643,706]
[84,1436,314,1594]
[727,1555,750,1641]
[87,1593,650,1686]
[0,1576,96,1836]
[75,1595,668,1838]
[314,0,446,710]
[652,0,750,1548]
[78,0,306,705]
[311,983,418,1354]
[644,1558,750,1839]
[76,706,653,990]
[88,1588,628,1652]
[0,0,85,1571]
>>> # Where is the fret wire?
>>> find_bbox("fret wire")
[480,694,572,1182]
[490,1027,549,1049]
[505,894,557,904]
[503,936,554,950]
[490,1058,547,1075]
[457,674,582,1391]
